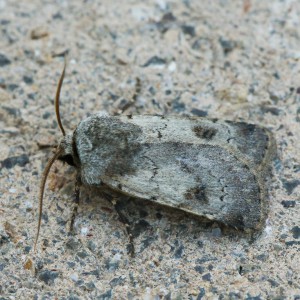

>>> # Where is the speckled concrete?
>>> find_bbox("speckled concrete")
[0,0,299,299]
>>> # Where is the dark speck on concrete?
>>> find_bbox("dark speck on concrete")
[196,256,218,264]
[56,217,67,226]
[87,240,97,253]
[281,200,296,208]
[192,37,210,50]
[65,237,81,251]
[41,213,48,223]
[140,236,155,252]
[202,273,212,282]
[161,12,176,22]
[260,106,282,116]
[7,84,19,91]
[2,106,21,117]
[105,259,119,271]
[67,261,76,268]
[0,53,11,67]
[76,250,89,259]
[181,24,196,37]
[197,240,204,248]
[148,86,156,95]
[273,72,280,80]
[191,108,208,117]
[268,278,279,287]
[164,292,171,300]
[75,280,84,287]
[0,228,10,246]
[0,19,10,25]
[174,244,184,258]
[85,281,96,291]
[154,12,176,33]
[38,270,59,285]
[255,254,268,262]
[52,12,63,19]
[172,98,185,113]
[1,154,29,169]
[293,164,300,172]
[291,226,300,239]
[24,246,31,253]
[228,292,241,299]
[285,241,300,247]
[110,276,125,288]
[245,296,262,300]
[196,288,205,300]
[142,56,166,67]
[67,295,80,300]
[194,265,204,274]
[23,75,33,84]
[219,38,237,55]
[98,289,112,300]
[281,179,300,195]
[82,269,100,278]
[43,111,51,119]
[27,93,36,100]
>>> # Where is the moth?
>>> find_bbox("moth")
[35,61,276,253]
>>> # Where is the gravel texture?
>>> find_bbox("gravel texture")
[0,0,299,299]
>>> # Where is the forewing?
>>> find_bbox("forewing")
[102,140,264,230]
[75,114,274,230]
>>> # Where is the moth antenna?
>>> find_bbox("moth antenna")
[34,148,63,252]
[55,57,67,137]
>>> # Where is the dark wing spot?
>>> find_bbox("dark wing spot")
[193,126,217,139]
[185,186,208,203]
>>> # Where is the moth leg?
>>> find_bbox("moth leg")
[101,193,134,256]
[70,174,81,232]
[119,77,141,114]
[112,199,135,257]
[132,77,141,103]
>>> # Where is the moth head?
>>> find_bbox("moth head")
[34,58,73,251]
[57,134,77,167]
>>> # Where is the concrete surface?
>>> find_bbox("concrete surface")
[0,0,299,299]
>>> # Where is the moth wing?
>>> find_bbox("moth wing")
[118,115,275,172]
[75,115,273,230]
[101,116,269,230]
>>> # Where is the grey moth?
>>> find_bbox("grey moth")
[35,62,276,252]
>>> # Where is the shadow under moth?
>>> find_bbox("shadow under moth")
[35,61,276,255]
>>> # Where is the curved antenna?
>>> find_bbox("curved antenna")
[34,147,63,251]
[55,58,67,136]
